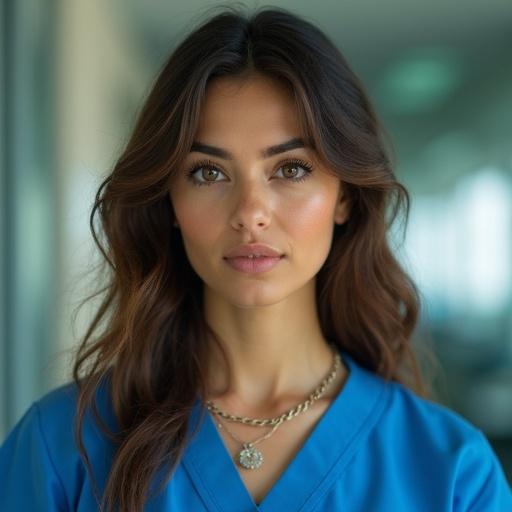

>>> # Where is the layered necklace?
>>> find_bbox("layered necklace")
[205,346,341,470]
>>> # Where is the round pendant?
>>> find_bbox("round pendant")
[238,443,264,469]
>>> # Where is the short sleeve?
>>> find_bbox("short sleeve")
[454,428,512,511]
[0,403,69,511]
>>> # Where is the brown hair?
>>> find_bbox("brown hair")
[70,4,437,511]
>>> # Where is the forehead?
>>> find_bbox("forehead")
[194,74,302,146]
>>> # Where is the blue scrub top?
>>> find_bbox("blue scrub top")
[1,349,511,511]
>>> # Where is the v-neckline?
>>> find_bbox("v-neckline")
[181,349,391,512]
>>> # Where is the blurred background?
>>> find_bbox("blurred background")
[1,0,511,482]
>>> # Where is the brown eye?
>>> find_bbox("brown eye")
[281,163,301,178]
[185,160,227,187]
[201,168,219,181]
[274,159,314,182]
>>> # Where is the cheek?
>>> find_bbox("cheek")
[180,211,217,244]
[282,191,335,241]
[173,194,222,250]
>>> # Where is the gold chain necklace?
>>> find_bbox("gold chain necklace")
[205,347,341,470]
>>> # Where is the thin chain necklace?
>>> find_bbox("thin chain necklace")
[205,346,341,470]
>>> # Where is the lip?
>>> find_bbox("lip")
[224,243,283,258]
[224,255,283,274]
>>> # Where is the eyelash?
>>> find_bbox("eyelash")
[184,158,314,187]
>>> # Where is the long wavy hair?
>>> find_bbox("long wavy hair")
[70,4,437,511]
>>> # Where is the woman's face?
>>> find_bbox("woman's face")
[169,73,349,308]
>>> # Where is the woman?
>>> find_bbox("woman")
[1,5,511,512]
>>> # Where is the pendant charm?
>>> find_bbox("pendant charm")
[238,443,264,469]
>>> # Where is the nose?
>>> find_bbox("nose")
[229,181,272,232]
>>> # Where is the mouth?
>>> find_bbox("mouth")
[223,255,284,274]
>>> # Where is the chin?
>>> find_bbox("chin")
[211,284,290,309]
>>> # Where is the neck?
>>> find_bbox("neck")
[202,281,344,414]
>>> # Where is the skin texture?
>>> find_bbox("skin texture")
[169,72,350,416]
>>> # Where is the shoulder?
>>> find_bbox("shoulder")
[34,380,80,433]
[385,380,481,445]
[34,374,117,444]
[0,380,82,458]
[381,380,512,509]
[33,374,119,480]
[0,374,115,463]
[345,353,484,447]
[0,376,118,510]
[0,382,81,509]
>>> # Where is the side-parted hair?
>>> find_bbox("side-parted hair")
[71,4,437,511]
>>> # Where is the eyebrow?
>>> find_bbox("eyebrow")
[189,137,307,160]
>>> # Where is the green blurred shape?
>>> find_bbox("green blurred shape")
[378,47,463,113]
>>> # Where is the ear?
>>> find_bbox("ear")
[334,184,350,225]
